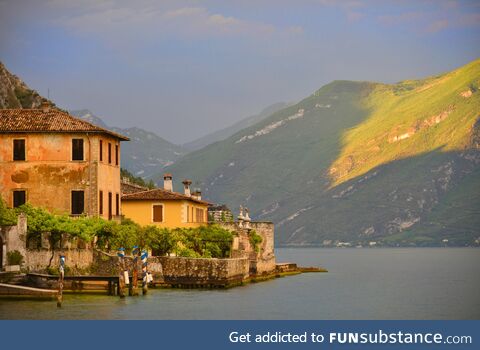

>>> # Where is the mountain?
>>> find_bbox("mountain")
[0,61,51,109]
[161,59,480,247]
[70,110,187,178]
[183,102,289,151]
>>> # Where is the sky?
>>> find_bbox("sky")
[1,0,479,144]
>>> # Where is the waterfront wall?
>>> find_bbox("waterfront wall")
[152,256,249,286]
[90,250,249,286]
[1,215,277,286]
[219,221,276,275]
[26,249,94,272]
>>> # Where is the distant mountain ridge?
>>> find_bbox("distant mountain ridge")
[70,110,186,178]
[183,102,289,151]
[162,59,480,247]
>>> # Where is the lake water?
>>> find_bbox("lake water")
[1,248,479,320]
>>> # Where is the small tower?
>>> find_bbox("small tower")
[244,207,251,229]
[237,205,245,228]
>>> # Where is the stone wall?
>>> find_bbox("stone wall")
[218,221,276,275]
[26,249,94,272]
[0,213,27,269]
[153,256,249,286]
[1,214,95,272]
[90,250,249,287]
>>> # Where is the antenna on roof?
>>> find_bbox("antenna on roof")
[47,88,50,99]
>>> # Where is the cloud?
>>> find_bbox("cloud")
[54,3,282,40]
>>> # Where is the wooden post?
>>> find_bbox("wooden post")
[117,247,126,298]
[56,255,65,308]
[130,245,139,296]
[141,250,148,295]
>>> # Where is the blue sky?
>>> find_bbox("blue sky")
[1,0,479,144]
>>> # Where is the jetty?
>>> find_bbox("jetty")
[27,273,121,295]
[0,283,56,299]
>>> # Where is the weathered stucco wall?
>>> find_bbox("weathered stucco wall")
[95,135,122,219]
[0,132,122,217]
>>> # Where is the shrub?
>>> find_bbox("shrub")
[7,250,24,266]
[249,230,263,253]
[0,197,16,226]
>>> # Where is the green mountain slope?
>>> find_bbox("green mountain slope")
[161,59,480,246]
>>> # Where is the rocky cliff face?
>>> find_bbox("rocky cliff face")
[0,62,47,109]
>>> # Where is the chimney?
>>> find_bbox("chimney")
[182,180,192,197]
[40,101,51,112]
[163,173,173,191]
[192,189,202,201]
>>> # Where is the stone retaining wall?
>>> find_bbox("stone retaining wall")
[152,256,249,286]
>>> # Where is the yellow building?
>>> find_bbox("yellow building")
[0,102,129,219]
[122,174,210,228]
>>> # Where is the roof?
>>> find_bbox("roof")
[122,188,210,205]
[121,181,149,195]
[0,108,129,141]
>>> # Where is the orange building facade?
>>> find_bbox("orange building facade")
[122,175,210,228]
[0,104,129,219]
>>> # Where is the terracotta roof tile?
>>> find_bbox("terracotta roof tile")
[0,109,129,140]
[121,182,149,195]
[122,188,210,205]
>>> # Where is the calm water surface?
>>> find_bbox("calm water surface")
[1,248,479,319]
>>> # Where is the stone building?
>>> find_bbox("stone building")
[0,102,129,219]
[121,174,210,228]
[208,204,234,222]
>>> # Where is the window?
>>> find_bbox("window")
[13,139,26,161]
[13,190,26,208]
[196,208,205,223]
[72,139,84,161]
[153,205,163,222]
[108,192,112,220]
[115,193,119,216]
[99,191,103,215]
[99,140,103,161]
[186,205,189,222]
[71,191,84,215]
[108,143,112,164]
[115,145,119,166]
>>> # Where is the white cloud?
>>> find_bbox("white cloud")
[53,3,283,40]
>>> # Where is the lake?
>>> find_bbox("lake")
[0,248,479,319]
